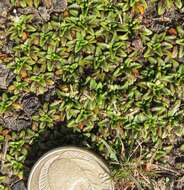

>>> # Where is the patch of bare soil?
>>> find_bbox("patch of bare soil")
[142,1,184,33]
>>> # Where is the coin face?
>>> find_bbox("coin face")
[28,147,114,190]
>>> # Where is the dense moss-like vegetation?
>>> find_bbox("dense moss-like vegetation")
[0,0,184,189]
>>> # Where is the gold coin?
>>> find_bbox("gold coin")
[28,147,114,190]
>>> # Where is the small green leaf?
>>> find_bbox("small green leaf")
[143,28,153,36]
[168,100,181,116]
[34,0,40,8]
[148,57,157,64]
[130,0,136,7]
[158,1,166,15]
[119,33,129,41]
[175,0,183,9]
[166,0,173,8]
[0,135,4,142]
[47,62,53,71]
[25,0,33,7]
[176,39,184,46]
[90,79,97,90]
[27,25,36,32]
[20,0,27,7]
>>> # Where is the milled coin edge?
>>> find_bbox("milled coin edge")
[27,146,115,190]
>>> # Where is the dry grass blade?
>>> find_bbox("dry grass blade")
[0,135,9,173]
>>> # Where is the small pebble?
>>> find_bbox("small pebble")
[21,94,41,116]
[2,112,32,131]
[11,180,27,190]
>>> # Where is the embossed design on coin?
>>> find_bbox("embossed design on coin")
[39,155,59,190]
[28,147,114,190]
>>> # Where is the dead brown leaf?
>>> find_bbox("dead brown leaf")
[63,10,69,17]
[22,32,29,41]
[144,163,157,172]
[132,38,143,52]
[42,0,52,9]
[20,69,28,78]
[168,28,177,35]
[172,46,178,58]
[0,53,8,60]
[136,4,145,15]
[12,102,23,110]
[132,68,139,78]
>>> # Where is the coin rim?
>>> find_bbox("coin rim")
[27,146,114,190]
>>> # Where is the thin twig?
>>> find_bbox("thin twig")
[119,14,123,24]
[156,165,182,176]
[128,140,143,160]
[0,136,9,172]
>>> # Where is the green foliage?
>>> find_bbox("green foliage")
[154,0,183,15]
[1,0,184,189]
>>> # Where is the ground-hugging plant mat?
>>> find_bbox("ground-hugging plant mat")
[0,0,184,189]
